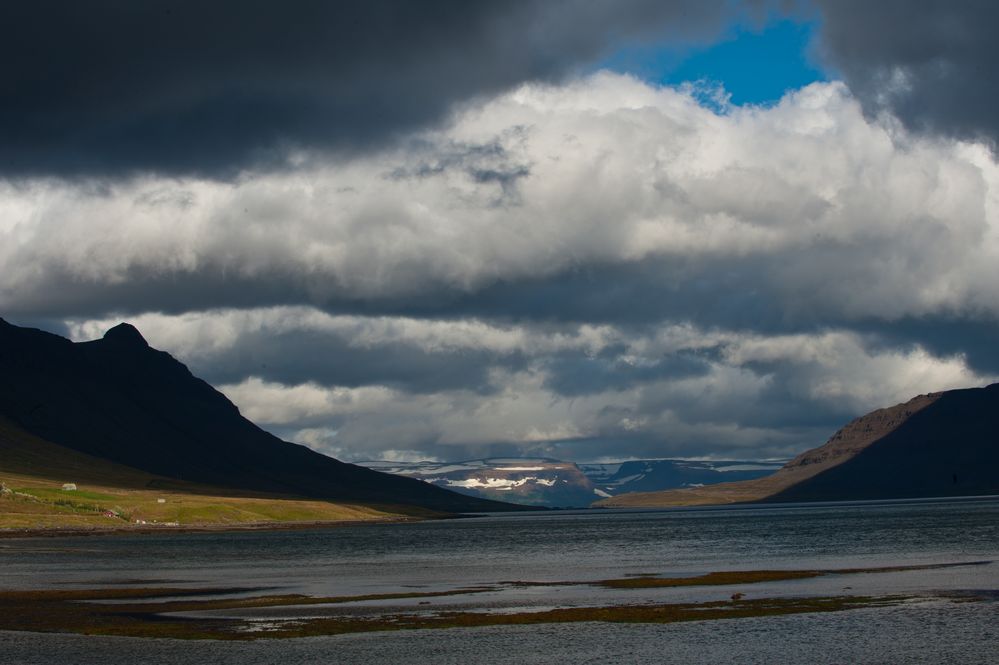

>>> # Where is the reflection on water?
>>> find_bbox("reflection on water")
[1,496,997,664]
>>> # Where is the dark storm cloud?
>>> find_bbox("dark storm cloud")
[263,423,533,463]
[539,428,824,462]
[188,327,526,395]
[541,350,711,397]
[448,259,791,329]
[0,0,730,177]
[0,254,829,334]
[861,317,999,376]
[15,253,999,384]
[815,0,999,145]
[0,266,306,320]
[638,363,858,431]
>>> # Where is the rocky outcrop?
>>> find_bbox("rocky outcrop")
[777,392,940,481]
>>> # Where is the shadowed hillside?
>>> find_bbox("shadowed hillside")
[596,385,999,507]
[0,319,526,514]
[0,416,411,529]
[772,384,999,502]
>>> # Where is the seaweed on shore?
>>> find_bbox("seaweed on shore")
[0,583,930,640]
[504,560,991,589]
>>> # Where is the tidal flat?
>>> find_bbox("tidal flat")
[0,563,982,640]
[1,497,997,663]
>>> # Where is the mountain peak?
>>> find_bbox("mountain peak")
[0,317,521,513]
[102,323,149,347]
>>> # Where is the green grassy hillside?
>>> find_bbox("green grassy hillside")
[0,418,417,531]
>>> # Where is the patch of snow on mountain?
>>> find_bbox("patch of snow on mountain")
[446,477,529,490]
[445,475,560,490]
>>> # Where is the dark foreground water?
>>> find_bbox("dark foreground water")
[1,496,998,664]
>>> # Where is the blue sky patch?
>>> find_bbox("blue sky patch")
[598,17,827,107]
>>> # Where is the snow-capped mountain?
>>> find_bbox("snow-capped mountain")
[359,458,595,508]
[358,457,784,508]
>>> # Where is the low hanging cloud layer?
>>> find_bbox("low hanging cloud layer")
[5,76,999,325]
[4,3,999,462]
[11,72,991,462]
[66,306,983,462]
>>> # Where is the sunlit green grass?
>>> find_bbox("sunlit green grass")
[1,417,411,531]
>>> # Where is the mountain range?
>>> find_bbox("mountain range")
[361,457,783,508]
[3,318,996,516]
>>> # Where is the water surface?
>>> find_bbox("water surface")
[1,496,997,663]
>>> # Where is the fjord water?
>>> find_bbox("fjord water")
[2,496,998,664]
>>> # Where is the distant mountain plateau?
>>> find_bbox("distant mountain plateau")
[360,458,784,508]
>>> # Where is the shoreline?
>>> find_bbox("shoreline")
[0,514,467,540]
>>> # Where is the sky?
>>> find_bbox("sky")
[3,1,999,464]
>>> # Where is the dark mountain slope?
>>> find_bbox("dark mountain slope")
[0,416,184,491]
[596,384,998,507]
[0,319,523,513]
[772,384,999,501]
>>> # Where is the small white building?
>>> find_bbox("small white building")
[61,483,77,491]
